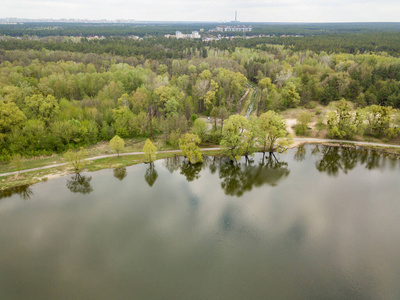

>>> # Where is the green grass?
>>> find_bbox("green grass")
[0,137,176,174]
[0,154,64,174]
[0,166,66,190]
[0,149,224,190]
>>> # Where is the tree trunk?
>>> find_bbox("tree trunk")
[148,105,153,140]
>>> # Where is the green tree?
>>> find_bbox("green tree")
[0,100,27,143]
[221,115,248,161]
[267,89,283,111]
[179,133,203,164]
[112,106,134,138]
[143,139,157,163]
[363,105,394,137]
[326,99,364,138]
[281,82,300,108]
[25,94,60,124]
[204,80,219,110]
[218,107,229,133]
[192,118,208,141]
[109,135,125,157]
[258,111,292,154]
[210,107,219,131]
[64,148,87,172]
[258,77,273,90]
[131,87,150,114]
[242,116,259,160]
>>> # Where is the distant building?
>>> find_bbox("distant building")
[175,31,201,39]
[215,25,252,32]
[191,31,201,39]
[176,31,185,39]
[87,35,105,40]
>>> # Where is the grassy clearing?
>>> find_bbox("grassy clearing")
[0,154,63,174]
[280,102,328,119]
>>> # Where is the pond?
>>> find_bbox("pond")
[1,145,400,299]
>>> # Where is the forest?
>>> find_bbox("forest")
[2,22,400,37]
[1,23,400,162]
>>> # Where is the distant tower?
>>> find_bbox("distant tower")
[235,11,237,22]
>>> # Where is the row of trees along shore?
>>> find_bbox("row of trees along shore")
[105,110,292,167]
[1,40,400,162]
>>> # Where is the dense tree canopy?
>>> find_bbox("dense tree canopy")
[1,26,400,161]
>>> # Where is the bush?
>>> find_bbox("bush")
[295,111,312,136]
[295,124,308,136]
[204,131,222,144]
[168,130,181,148]
[190,114,198,123]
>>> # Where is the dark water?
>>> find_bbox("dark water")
[1,145,400,300]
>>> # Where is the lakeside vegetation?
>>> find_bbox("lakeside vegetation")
[1,22,400,189]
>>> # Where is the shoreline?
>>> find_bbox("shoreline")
[1,139,400,192]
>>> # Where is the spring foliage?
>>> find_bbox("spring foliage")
[109,135,125,156]
[179,133,203,164]
[64,148,87,172]
[143,139,157,163]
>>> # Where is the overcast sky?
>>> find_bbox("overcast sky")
[2,0,400,22]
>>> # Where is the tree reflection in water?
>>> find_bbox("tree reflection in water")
[219,154,290,196]
[180,161,203,182]
[66,173,93,194]
[294,145,306,161]
[0,184,33,200]
[163,155,184,174]
[314,145,397,175]
[163,154,290,196]
[159,146,400,194]
[144,164,158,187]
[113,167,127,181]
[164,155,211,182]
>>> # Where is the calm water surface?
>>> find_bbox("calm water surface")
[1,145,400,299]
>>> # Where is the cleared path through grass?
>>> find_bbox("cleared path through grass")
[0,148,221,177]
[2,138,400,178]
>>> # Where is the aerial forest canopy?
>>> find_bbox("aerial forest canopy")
[1,23,400,161]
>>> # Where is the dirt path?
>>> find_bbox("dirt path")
[286,119,297,136]
[236,85,251,114]
[2,139,400,178]
[293,138,400,149]
[0,148,221,178]
[245,85,258,119]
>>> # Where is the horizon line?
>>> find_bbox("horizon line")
[1,18,400,24]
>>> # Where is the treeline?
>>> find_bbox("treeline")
[3,39,400,160]
[4,32,400,62]
[211,33,400,57]
[325,100,400,140]
[0,37,209,60]
[264,33,400,57]
[4,32,400,64]
[2,22,400,38]
[0,49,247,159]
[0,23,216,38]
